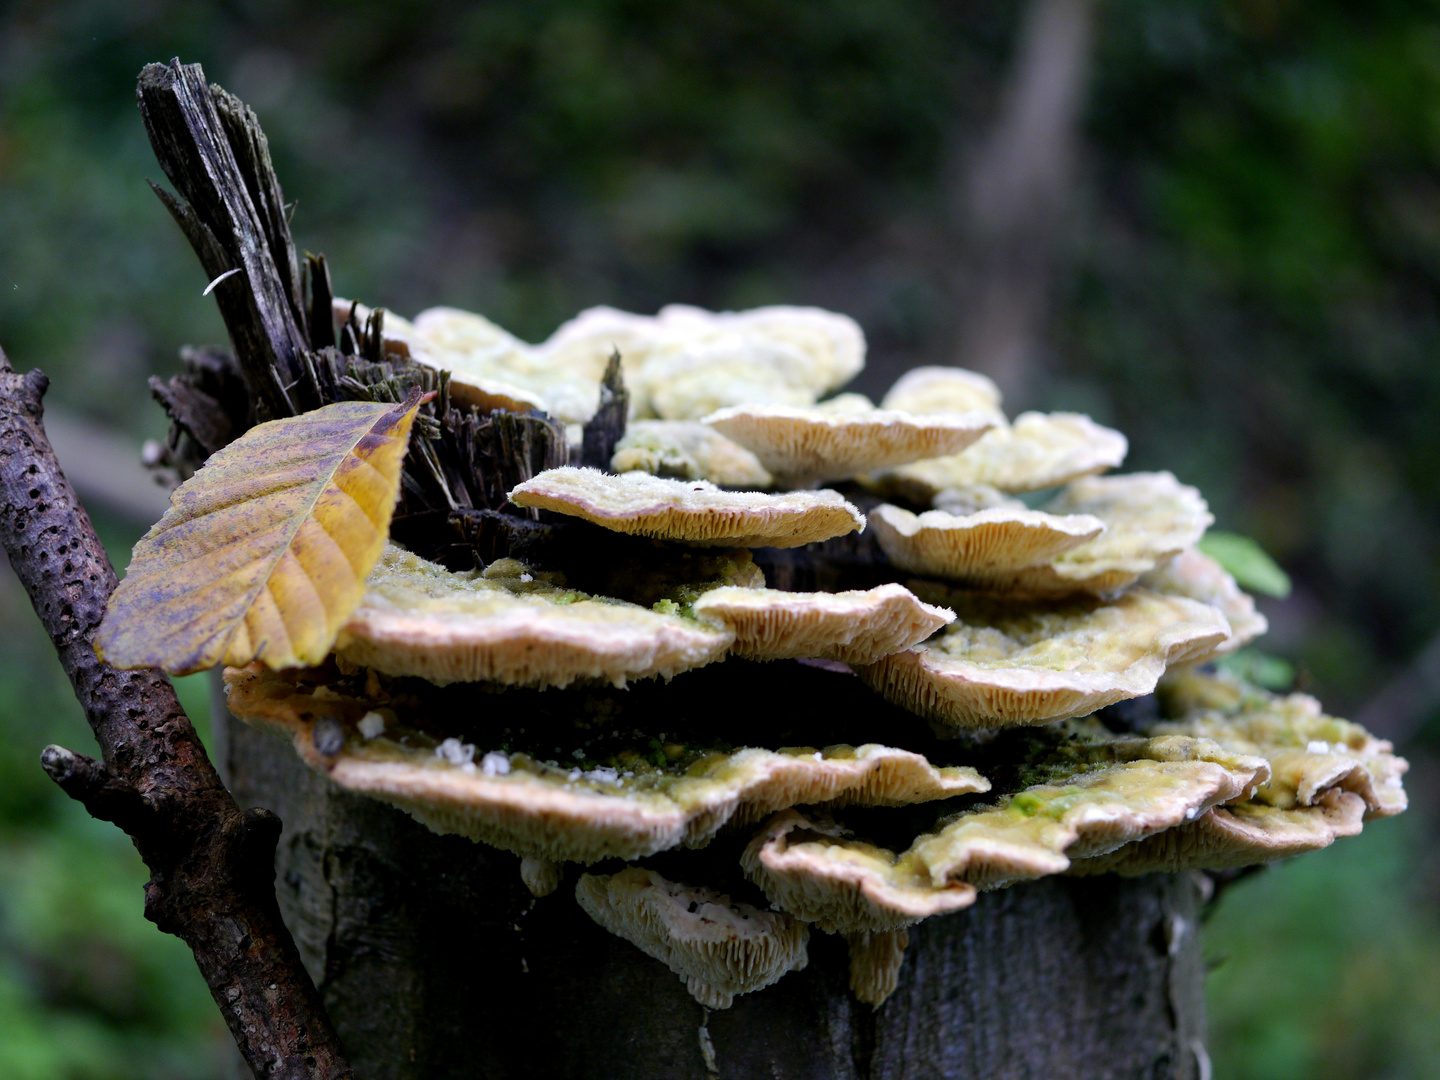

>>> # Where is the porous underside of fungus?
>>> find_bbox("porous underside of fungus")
[868,503,1105,584]
[575,868,810,1009]
[855,588,1231,730]
[872,411,1128,501]
[508,467,864,547]
[224,661,989,862]
[690,584,954,665]
[335,545,735,688]
[701,402,996,483]
[845,929,911,1008]
[610,420,773,488]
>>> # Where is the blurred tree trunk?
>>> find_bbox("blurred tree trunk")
[217,686,1208,1080]
[949,0,1095,406]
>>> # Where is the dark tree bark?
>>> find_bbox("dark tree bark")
[220,701,1208,1080]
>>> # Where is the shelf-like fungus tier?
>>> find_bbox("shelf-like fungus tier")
[690,584,954,665]
[879,365,1005,419]
[224,662,990,863]
[742,723,1269,932]
[869,471,1211,597]
[508,467,864,547]
[334,546,736,688]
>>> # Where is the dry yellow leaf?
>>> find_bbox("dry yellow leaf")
[94,392,427,674]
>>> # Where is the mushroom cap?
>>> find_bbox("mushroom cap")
[702,403,996,483]
[998,472,1213,596]
[873,412,1128,500]
[334,546,734,688]
[225,662,989,862]
[1139,549,1267,661]
[880,365,1004,418]
[869,503,1105,583]
[634,304,865,420]
[575,868,810,1009]
[691,584,954,665]
[856,588,1232,730]
[610,420,774,488]
[508,467,864,548]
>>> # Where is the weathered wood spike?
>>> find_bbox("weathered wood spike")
[137,60,309,420]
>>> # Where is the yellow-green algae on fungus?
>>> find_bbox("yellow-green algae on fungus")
[701,402,996,484]
[998,472,1213,596]
[1154,669,1408,816]
[610,420,774,488]
[868,503,1105,584]
[856,588,1231,730]
[508,467,864,548]
[334,545,734,688]
[744,730,1266,928]
[223,662,989,862]
[690,583,955,666]
[575,868,810,1009]
[871,411,1128,502]
[1137,548,1267,659]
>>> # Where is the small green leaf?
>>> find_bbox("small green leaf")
[1197,531,1292,598]
[1216,649,1296,692]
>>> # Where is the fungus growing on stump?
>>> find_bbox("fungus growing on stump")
[102,182,1407,1029]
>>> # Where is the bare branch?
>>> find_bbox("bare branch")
[0,342,352,1080]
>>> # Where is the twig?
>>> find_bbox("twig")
[0,342,352,1080]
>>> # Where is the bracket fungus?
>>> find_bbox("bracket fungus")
[508,466,864,547]
[105,283,1404,1018]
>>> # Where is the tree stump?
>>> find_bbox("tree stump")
[218,690,1208,1080]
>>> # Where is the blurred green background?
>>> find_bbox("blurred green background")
[1,1,1437,1076]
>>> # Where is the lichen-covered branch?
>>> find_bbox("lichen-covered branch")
[0,343,352,1080]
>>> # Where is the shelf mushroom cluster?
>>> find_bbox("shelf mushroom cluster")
[227,301,1407,1010]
